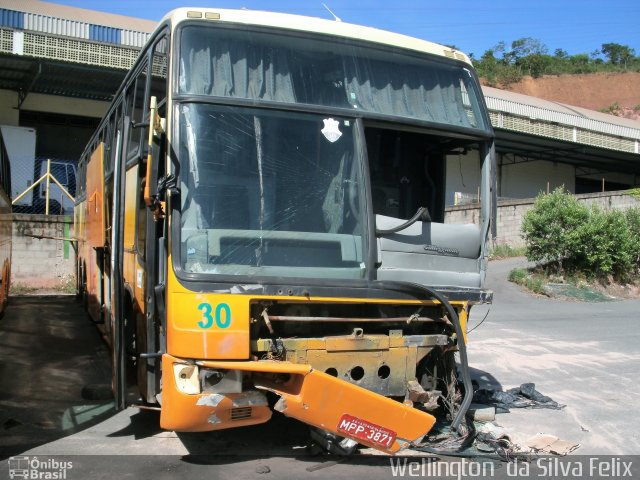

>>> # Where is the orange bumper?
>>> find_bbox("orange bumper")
[159,354,272,431]
[160,354,435,453]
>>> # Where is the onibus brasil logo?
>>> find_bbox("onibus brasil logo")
[8,456,73,479]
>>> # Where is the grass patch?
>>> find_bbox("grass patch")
[10,276,76,296]
[10,283,39,295]
[508,268,546,294]
[508,266,634,300]
[60,276,76,295]
[490,244,526,260]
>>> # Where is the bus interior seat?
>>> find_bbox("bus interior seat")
[376,214,483,288]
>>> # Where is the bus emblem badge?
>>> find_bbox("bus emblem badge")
[321,118,342,143]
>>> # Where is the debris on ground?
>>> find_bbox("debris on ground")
[414,419,525,461]
[318,380,572,461]
[411,381,574,460]
[474,422,522,460]
[309,427,358,456]
[406,379,440,411]
[472,382,565,412]
[525,433,580,455]
[467,403,496,422]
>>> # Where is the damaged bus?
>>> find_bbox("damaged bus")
[74,8,495,453]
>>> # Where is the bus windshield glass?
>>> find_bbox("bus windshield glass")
[178,25,488,131]
[179,104,367,279]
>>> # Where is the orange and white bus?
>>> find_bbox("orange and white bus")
[75,8,495,453]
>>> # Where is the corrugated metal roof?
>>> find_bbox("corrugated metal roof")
[482,86,640,140]
[121,29,148,48]
[0,7,24,29]
[89,24,121,44]
[24,13,88,38]
[0,0,156,32]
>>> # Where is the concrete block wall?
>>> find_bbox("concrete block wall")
[445,190,640,247]
[12,213,75,289]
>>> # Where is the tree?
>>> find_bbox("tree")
[554,48,568,59]
[601,43,636,69]
[524,53,551,78]
[568,53,592,73]
[475,49,499,82]
[510,37,548,61]
[493,41,507,58]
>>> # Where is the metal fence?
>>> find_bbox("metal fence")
[11,157,77,215]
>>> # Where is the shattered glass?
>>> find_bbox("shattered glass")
[179,104,367,279]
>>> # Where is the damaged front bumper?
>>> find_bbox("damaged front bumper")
[159,353,436,454]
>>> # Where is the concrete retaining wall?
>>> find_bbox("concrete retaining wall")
[12,213,75,290]
[445,190,640,247]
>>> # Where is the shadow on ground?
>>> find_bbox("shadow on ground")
[0,296,115,458]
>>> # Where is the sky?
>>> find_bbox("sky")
[51,0,639,59]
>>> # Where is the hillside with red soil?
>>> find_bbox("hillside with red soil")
[485,72,640,120]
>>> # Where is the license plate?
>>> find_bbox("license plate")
[336,414,397,449]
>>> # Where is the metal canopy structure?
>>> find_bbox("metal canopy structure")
[494,129,640,175]
[0,53,126,104]
[483,86,640,178]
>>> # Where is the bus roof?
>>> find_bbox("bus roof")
[159,8,473,66]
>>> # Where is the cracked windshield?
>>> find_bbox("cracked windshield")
[179,104,367,279]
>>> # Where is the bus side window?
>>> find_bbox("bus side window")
[135,33,168,260]
[125,63,149,162]
[150,35,168,118]
[106,104,122,179]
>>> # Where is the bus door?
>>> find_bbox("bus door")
[119,33,168,406]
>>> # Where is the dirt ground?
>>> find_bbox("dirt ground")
[593,279,640,299]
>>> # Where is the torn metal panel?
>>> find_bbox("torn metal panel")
[207,413,221,424]
[273,398,286,413]
[200,368,243,394]
[195,394,225,407]
[231,391,268,408]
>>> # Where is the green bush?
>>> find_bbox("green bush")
[522,189,640,280]
[574,207,633,278]
[625,208,640,273]
[521,187,589,272]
